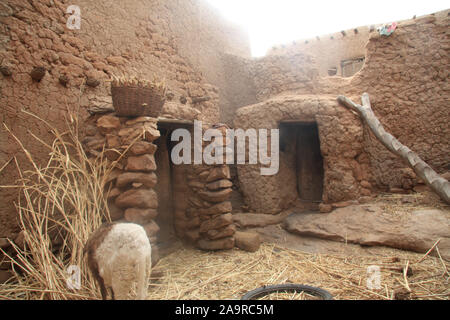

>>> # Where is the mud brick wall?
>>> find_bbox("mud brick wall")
[0,0,249,237]
[251,53,319,102]
[349,12,450,190]
[220,54,258,126]
[267,26,371,77]
[234,95,368,214]
[219,52,319,125]
[229,11,449,213]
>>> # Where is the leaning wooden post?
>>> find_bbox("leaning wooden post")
[337,93,450,204]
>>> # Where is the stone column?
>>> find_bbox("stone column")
[183,123,235,250]
[84,114,161,262]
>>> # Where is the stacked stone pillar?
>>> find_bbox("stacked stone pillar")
[84,116,236,253]
[84,114,161,260]
[183,124,236,250]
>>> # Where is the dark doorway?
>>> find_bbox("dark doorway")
[280,122,324,202]
[154,120,193,252]
[154,126,175,247]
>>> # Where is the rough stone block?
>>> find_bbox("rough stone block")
[206,179,233,191]
[97,115,121,134]
[360,180,372,189]
[233,212,289,228]
[198,188,232,203]
[198,201,232,216]
[198,170,210,182]
[14,231,25,251]
[106,188,121,201]
[207,224,236,240]
[106,134,121,149]
[116,172,157,188]
[108,203,124,221]
[200,213,233,233]
[125,117,156,126]
[124,208,158,224]
[126,154,157,172]
[206,166,231,182]
[143,124,161,142]
[197,237,235,251]
[235,231,261,252]
[115,189,158,209]
[129,141,157,156]
[188,181,205,189]
[105,149,121,161]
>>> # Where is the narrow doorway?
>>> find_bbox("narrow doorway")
[154,120,193,251]
[280,122,324,202]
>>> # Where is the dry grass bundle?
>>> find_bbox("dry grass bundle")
[110,74,166,95]
[147,242,449,300]
[0,109,117,300]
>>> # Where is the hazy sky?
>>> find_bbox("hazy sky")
[205,0,449,57]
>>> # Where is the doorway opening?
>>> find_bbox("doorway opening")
[154,119,193,252]
[280,122,324,202]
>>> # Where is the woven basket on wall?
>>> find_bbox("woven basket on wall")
[111,86,166,118]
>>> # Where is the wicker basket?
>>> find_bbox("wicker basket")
[111,85,166,118]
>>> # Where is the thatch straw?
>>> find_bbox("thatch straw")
[144,242,449,300]
[0,108,118,300]
[1,227,448,300]
[110,74,166,96]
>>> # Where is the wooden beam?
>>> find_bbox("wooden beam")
[338,93,450,204]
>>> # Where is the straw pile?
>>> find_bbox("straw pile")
[110,74,166,95]
[0,108,118,300]
[2,239,448,300]
[146,242,449,300]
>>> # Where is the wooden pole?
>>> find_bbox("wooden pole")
[338,93,450,204]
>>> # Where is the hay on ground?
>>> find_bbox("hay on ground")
[145,242,449,300]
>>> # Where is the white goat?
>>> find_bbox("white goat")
[84,222,152,300]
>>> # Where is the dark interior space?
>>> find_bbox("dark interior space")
[280,122,324,202]
[154,120,193,251]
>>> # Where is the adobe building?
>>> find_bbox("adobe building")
[0,1,448,253]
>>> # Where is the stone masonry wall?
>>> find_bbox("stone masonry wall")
[84,114,162,262]
[84,116,235,252]
[183,124,235,250]
[0,0,249,237]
